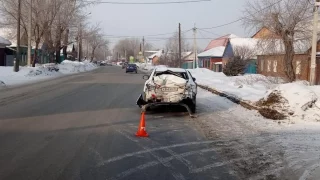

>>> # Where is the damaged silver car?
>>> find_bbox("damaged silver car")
[137,67,197,114]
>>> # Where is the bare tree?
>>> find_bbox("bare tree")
[0,0,91,65]
[162,31,190,67]
[243,0,313,82]
[113,38,152,61]
[86,24,109,61]
[233,45,256,61]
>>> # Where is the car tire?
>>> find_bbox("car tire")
[135,71,137,74]
[189,102,196,113]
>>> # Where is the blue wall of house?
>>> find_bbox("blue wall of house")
[245,60,257,74]
[223,42,234,58]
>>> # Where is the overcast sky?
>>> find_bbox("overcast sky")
[86,0,252,50]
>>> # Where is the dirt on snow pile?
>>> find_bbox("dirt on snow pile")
[257,81,320,121]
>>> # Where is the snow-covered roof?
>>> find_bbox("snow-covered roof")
[148,50,163,59]
[198,46,225,58]
[230,38,258,49]
[257,39,311,55]
[155,67,186,73]
[0,36,11,46]
[204,34,238,51]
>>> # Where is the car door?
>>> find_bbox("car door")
[187,70,197,95]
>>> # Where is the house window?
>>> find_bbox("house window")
[267,60,271,72]
[260,60,264,71]
[273,60,277,72]
[296,60,301,75]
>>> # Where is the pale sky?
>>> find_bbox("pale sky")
[86,0,252,50]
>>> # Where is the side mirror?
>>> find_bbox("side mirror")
[143,75,150,80]
[192,77,196,82]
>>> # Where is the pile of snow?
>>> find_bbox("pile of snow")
[259,82,320,122]
[58,60,97,74]
[189,68,320,122]
[0,60,97,88]
[189,68,281,102]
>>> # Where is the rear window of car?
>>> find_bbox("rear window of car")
[155,71,189,80]
[128,64,136,67]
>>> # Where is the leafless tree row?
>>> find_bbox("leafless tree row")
[0,0,108,65]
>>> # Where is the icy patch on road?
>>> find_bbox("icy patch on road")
[196,88,320,180]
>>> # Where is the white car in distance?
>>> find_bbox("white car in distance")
[137,67,197,114]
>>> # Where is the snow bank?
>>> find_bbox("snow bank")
[58,60,97,74]
[189,68,281,102]
[260,82,320,122]
[189,68,320,122]
[0,60,97,88]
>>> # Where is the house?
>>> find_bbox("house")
[256,39,320,84]
[0,36,12,66]
[198,34,237,72]
[181,51,194,69]
[198,46,225,71]
[223,38,259,74]
[145,50,163,65]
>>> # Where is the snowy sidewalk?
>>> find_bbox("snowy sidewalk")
[196,88,320,180]
[0,60,97,88]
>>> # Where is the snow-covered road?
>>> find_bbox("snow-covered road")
[196,88,320,180]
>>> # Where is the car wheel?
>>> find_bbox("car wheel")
[188,102,196,113]
[135,71,138,74]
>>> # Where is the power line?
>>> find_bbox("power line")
[198,29,222,37]
[103,28,193,38]
[198,0,284,30]
[84,0,211,4]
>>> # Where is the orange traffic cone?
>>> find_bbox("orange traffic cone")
[136,112,149,137]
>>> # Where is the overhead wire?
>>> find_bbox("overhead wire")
[198,0,284,30]
[83,0,211,5]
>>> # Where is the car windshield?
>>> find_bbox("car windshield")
[128,64,136,67]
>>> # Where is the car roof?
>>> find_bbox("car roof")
[155,67,187,73]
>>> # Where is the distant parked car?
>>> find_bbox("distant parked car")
[126,64,138,73]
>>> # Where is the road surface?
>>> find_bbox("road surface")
[0,66,236,180]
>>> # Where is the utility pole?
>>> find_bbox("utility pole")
[27,0,32,66]
[142,36,145,64]
[14,0,21,72]
[193,24,197,69]
[310,0,320,85]
[179,23,182,68]
[124,50,127,62]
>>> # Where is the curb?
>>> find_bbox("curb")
[198,84,260,111]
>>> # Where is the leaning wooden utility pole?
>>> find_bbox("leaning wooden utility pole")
[178,23,182,68]
[27,0,32,66]
[310,0,320,85]
[14,0,21,72]
[193,24,197,69]
[142,36,146,65]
